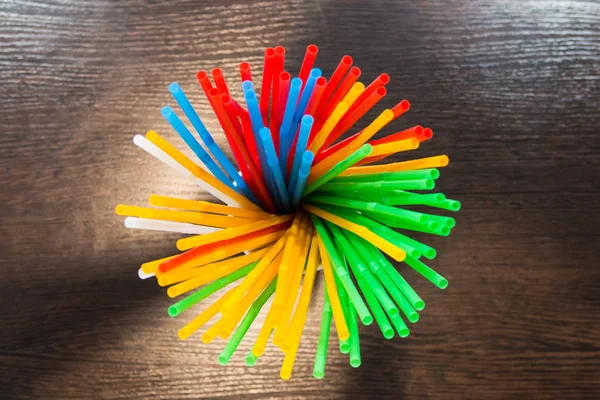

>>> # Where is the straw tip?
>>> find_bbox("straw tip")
[400,99,410,111]
[310,68,322,78]
[160,106,173,118]
[301,114,314,125]
[242,80,254,91]
[307,44,318,53]
[196,70,207,79]
[168,82,180,93]
[313,371,324,379]
[291,77,302,88]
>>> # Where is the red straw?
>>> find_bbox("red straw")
[420,127,434,142]
[316,86,387,158]
[355,124,422,165]
[196,70,213,95]
[259,48,276,123]
[271,71,291,152]
[212,68,230,95]
[345,73,389,116]
[159,222,291,273]
[269,47,286,144]
[239,62,252,82]
[221,94,261,174]
[391,99,411,119]
[298,44,319,90]
[318,55,353,108]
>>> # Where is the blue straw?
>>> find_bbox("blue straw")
[242,81,270,179]
[259,128,291,211]
[287,115,314,196]
[161,106,236,191]
[168,83,256,202]
[292,150,314,208]
[279,78,302,173]
[287,68,321,146]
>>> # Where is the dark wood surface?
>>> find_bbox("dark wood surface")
[1,0,599,398]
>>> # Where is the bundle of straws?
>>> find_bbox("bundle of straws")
[116,45,459,379]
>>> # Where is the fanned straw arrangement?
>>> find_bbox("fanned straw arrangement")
[116,45,460,379]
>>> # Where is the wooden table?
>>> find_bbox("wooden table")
[1,0,599,398]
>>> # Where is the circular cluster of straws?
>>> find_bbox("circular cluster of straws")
[116,45,460,379]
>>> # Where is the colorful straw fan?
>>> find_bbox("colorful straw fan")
[116,45,460,380]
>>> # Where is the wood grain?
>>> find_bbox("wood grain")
[1,0,599,398]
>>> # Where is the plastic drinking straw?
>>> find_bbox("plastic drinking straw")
[196,70,213,93]
[282,231,320,350]
[346,73,390,116]
[298,44,318,89]
[251,306,276,357]
[313,233,350,341]
[260,128,291,211]
[347,302,361,368]
[308,102,348,153]
[309,110,393,181]
[259,48,276,122]
[211,68,229,95]
[138,268,154,280]
[288,115,314,195]
[304,76,327,118]
[272,213,303,313]
[168,261,257,316]
[423,214,456,228]
[369,138,420,158]
[140,255,177,274]
[312,216,373,325]
[331,168,440,183]
[335,267,351,354]
[318,178,434,192]
[133,134,238,207]
[115,205,250,229]
[340,155,450,176]
[124,217,222,235]
[346,232,419,323]
[318,87,387,157]
[288,151,311,207]
[245,351,258,367]
[239,62,252,82]
[149,195,270,220]
[279,77,302,171]
[317,66,361,124]
[220,232,289,315]
[404,255,449,289]
[321,204,436,259]
[218,279,277,365]
[167,253,266,299]
[273,221,312,346]
[242,81,266,143]
[362,209,450,237]
[217,251,281,339]
[159,230,284,277]
[177,285,237,340]
[371,125,423,146]
[167,83,253,197]
[271,71,290,148]
[326,223,398,318]
[176,214,291,250]
[313,288,332,379]
[389,309,410,338]
[221,94,261,173]
[303,144,372,196]
[435,199,462,212]
[144,131,262,211]
[317,55,353,111]
[304,203,406,262]
[366,244,425,311]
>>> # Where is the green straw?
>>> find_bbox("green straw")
[346,232,419,323]
[303,144,372,196]
[317,204,437,260]
[389,310,410,337]
[318,178,435,192]
[383,190,446,207]
[246,351,258,367]
[426,214,456,228]
[313,288,332,379]
[347,302,361,368]
[335,272,351,354]
[367,244,425,311]
[436,199,461,212]
[352,262,395,339]
[404,255,449,289]
[361,209,451,237]
[311,215,373,326]
[168,262,257,317]
[331,168,440,183]
[218,279,277,365]
[325,222,399,318]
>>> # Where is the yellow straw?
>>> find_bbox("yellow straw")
[251,308,276,357]
[340,155,450,176]
[217,252,283,339]
[176,214,293,251]
[308,109,394,182]
[149,194,271,220]
[281,230,320,353]
[158,232,284,285]
[272,213,304,313]
[141,255,176,274]
[115,205,249,228]
[304,203,406,262]
[340,82,365,111]
[368,138,419,157]
[220,232,289,316]
[178,285,236,340]
[308,102,349,154]
[316,235,350,341]
[145,130,262,212]
[166,248,268,298]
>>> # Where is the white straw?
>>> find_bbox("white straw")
[138,268,155,280]
[124,217,222,235]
